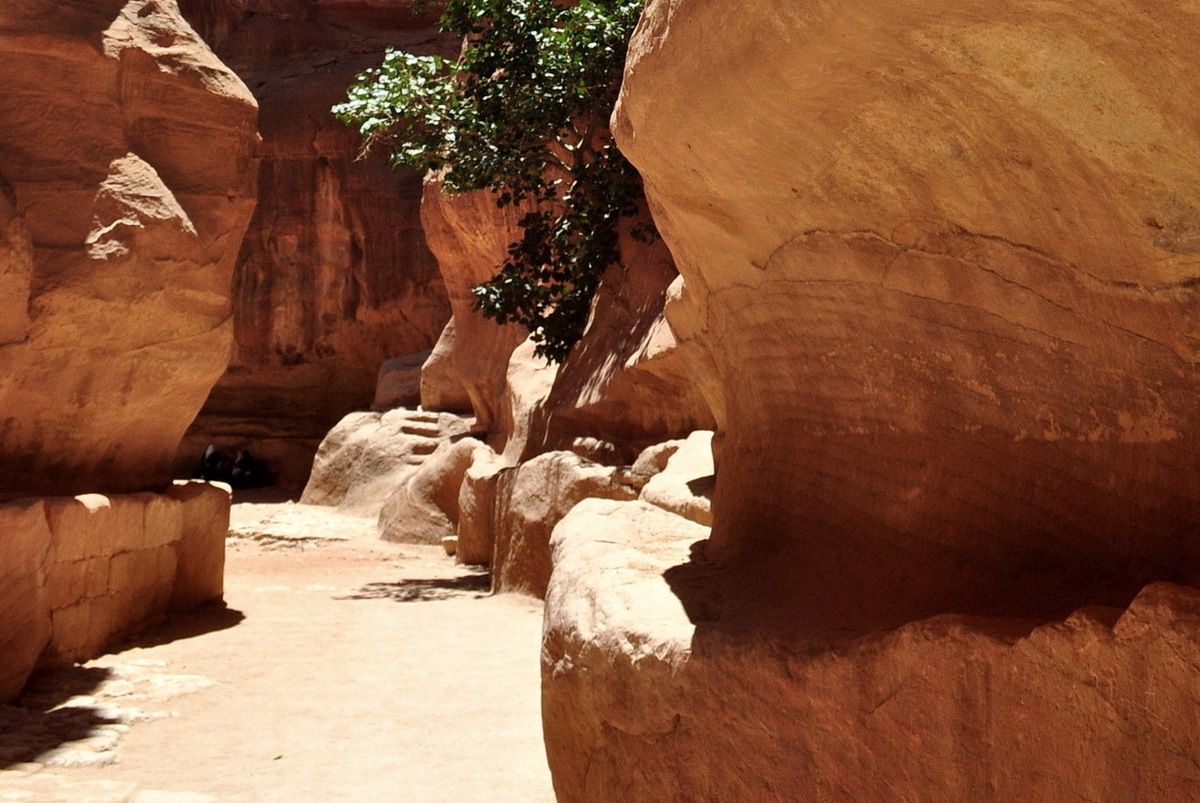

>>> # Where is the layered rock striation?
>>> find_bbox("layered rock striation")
[0,0,258,495]
[615,0,1200,634]
[541,0,1200,798]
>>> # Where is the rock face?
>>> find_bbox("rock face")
[419,182,713,462]
[538,0,1200,798]
[301,408,470,516]
[544,504,1200,801]
[377,435,483,545]
[0,0,258,495]
[491,452,636,597]
[418,181,533,430]
[529,218,716,460]
[616,0,1200,590]
[0,482,230,704]
[176,0,455,488]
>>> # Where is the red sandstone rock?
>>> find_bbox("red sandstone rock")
[544,504,1200,801]
[377,436,482,545]
[418,180,532,429]
[373,350,430,412]
[176,0,454,485]
[301,409,470,516]
[638,430,713,526]
[455,443,506,567]
[491,451,636,598]
[530,216,716,459]
[537,0,1200,797]
[0,0,258,494]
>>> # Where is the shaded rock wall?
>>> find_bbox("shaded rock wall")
[0,0,258,495]
[419,181,532,430]
[176,0,456,488]
[0,482,230,704]
[417,182,714,463]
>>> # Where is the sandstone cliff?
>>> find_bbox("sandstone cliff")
[176,0,455,487]
[0,0,258,495]
[540,0,1200,798]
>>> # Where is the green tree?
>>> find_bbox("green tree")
[333,0,648,363]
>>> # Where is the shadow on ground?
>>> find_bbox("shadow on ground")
[127,603,246,650]
[337,573,492,603]
[0,666,116,769]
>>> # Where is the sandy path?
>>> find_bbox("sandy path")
[0,504,556,802]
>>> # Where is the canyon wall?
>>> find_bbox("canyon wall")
[176,0,455,488]
[0,0,258,495]
[542,0,1200,798]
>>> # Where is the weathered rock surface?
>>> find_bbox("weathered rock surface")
[0,502,53,703]
[0,482,230,704]
[419,181,532,429]
[617,0,1200,583]
[638,430,713,526]
[377,436,483,545]
[455,444,507,566]
[176,0,455,487]
[491,452,636,598]
[0,0,258,495]
[530,217,716,459]
[373,350,431,412]
[544,504,1200,801]
[538,0,1200,797]
[301,408,470,517]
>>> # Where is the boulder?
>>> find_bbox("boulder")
[622,439,683,492]
[495,338,559,463]
[0,0,258,495]
[377,436,482,544]
[455,444,507,567]
[545,515,1200,801]
[301,409,470,517]
[638,430,714,526]
[491,452,636,598]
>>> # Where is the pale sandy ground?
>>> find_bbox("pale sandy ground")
[0,503,556,802]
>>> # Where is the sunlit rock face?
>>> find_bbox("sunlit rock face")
[176,0,455,487]
[0,0,258,495]
[537,0,1200,799]
[615,0,1200,624]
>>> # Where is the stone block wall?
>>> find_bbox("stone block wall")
[0,481,230,703]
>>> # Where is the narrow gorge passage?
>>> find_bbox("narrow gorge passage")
[0,504,554,802]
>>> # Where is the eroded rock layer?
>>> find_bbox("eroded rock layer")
[615,0,1200,625]
[537,0,1200,797]
[543,505,1200,801]
[176,0,455,487]
[0,0,258,494]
